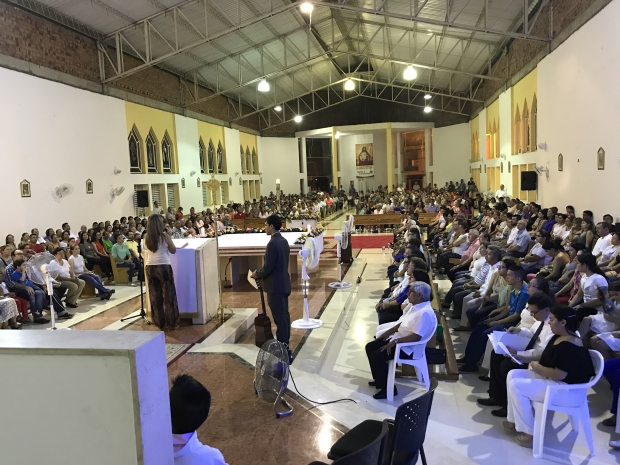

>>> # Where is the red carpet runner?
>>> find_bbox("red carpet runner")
[325,234,392,250]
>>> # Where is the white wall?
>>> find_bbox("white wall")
[338,133,373,191]
[428,123,470,186]
[373,130,388,189]
[0,66,133,240]
[535,0,620,220]
[257,136,303,196]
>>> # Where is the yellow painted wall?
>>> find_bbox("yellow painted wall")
[511,68,537,127]
[125,102,178,172]
[511,68,537,154]
[197,120,225,149]
[239,132,257,154]
[470,115,480,162]
[486,99,500,159]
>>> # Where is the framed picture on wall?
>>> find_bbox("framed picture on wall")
[558,154,563,172]
[598,147,605,170]
[20,179,31,198]
[197,177,201,187]
[181,177,186,188]
[86,179,93,194]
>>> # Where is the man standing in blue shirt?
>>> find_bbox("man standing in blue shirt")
[458,266,529,373]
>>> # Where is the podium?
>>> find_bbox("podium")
[145,238,220,324]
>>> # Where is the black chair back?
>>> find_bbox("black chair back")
[333,419,390,465]
[388,378,438,465]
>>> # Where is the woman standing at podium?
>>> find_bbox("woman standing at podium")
[143,214,180,330]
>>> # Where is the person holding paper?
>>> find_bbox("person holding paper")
[477,292,554,417]
[504,306,595,448]
[458,266,529,373]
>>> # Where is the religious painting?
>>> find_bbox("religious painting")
[598,147,605,170]
[558,154,563,172]
[197,177,201,188]
[181,177,186,188]
[355,143,374,177]
[20,179,31,198]
[162,136,172,173]
[229,177,232,186]
[146,131,158,173]
[128,128,142,173]
[217,144,224,173]
[86,179,93,194]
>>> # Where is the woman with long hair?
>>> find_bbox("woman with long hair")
[504,306,595,448]
[578,219,595,249]
[143,214,181,330]
[5,234,16,253]
[570,252,608,322]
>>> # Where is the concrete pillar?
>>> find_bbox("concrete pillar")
[331,127,338,189]
[386,123,393,192]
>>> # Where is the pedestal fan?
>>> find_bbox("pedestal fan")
[254,340,293,418]
[291,236,322,329]
[328,217,353,289]
[28,252,68,330]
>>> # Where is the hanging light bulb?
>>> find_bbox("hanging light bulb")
[300,2,313,14]
[424,106,433,113]
[294,115,302,123]
[257,79,270,92]
[424,94,432,100]
[403,65,417,80]
[274,105,282,111]
[344,79,355,91]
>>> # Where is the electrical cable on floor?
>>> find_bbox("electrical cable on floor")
[288,370,357,407]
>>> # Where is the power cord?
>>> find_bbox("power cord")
[288,370,356,407]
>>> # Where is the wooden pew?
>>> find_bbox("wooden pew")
[416,213,437,225]
[347,214,403,228]
[427,268,459,380]
[110,259,129,285]
[244,218,266,229]
[231,218,245,229]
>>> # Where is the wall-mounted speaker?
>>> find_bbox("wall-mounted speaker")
[136,190,149,207]
[521,171,537,191]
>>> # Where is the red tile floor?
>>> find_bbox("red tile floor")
[69,210,384,465]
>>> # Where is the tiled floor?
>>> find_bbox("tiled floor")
[23,208,620,464]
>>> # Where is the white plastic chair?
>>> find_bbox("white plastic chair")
[532,350,604,458]
[386,331,435,402]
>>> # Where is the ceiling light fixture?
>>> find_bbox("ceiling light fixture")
[257,79,270,92]
[294,115,302,123]
[344,78,355,91]
[424,94,432,100]
[424,106,433,113]
[403,65,417,81]
[274,105,282,111]
[300,2,313,14]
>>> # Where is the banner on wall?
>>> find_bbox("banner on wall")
[355,143,374,177]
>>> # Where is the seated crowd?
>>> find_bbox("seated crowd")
[362,180,620,452]
[0,190,346,329]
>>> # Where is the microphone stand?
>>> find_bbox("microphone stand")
[223,257,233,288]
[121,241,150,325]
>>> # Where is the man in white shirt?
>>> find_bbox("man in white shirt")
[592,222,612,257]
[365,282,437,399]
[48,247,83,311]
[504,220,530,258]
[171,375,228,465]
[476,292,554,417]
[152,201,164,215]
[495,184,507,200]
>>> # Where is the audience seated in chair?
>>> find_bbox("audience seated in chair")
[503,306,595,449]
[458,266,529,373]
[366,282,437,400]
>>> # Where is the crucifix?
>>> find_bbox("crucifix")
[206,175,232,323]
